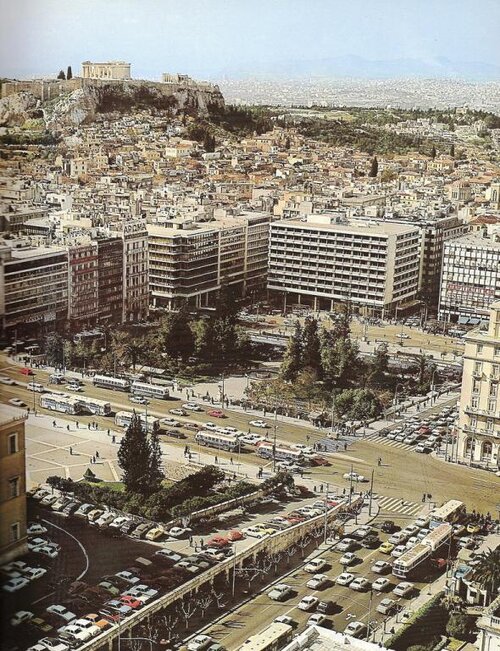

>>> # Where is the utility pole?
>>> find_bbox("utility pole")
[323,482,329,544]
[369,468,374,516]
[32,372,37,415]
[348,463,353,505]
[231,541,237,597]
[272,407,278,473]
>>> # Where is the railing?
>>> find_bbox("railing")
[78,496,362,651]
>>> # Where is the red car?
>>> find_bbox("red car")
[20,367,34,376]
[207,534,230,548]
[120,595,142,609]
[227,530,244,542]
[310,456,330,467]
[207,409,225,418]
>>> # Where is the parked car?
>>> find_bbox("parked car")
[308,613,327,627]
[339,552,357,566]
[249,420,269,428]
[335,572,354,586]
[298,595,319,611]
[304,558,327,573]
[268,584,293,601]
[155,548,182,563]
[344,621,367,638]
[9,398,27,407]
[27,383,44,392]
[372,577,391,592]
[187,635,213,651]
[10,610,34,626]
[207,409,225,418]
[2,576,30,592]
[371,560,391,574]
[377,598,397,615]
[46,605,76,622]
[167,526,192,539]
[24,567,48,581]
[393,581,414,597]
[306,574,330,590]
[350,577,370,592]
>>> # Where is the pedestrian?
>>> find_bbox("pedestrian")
[230,457,233,464]
[69,446,73,455]
[87,423,90,430]
[214,455,218,464]
[320,484,323,492]
[107,429,110,436]
[188,452,192,461]
[112,435,116,443]
[53,420,56,427]
[233,472,236,480]
[66,424,70,431]
[189,535,193,547]
[96,450,99,459]
[200,538,204,548]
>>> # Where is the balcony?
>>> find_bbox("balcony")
[464,405,500,419]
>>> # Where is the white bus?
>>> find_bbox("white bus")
[429,500,465,529]
[40,393,83,415]
[236,623,293,651]
[195,430,241,451]
[115,410,160,433]
[393,524,452,579]
[77,396,112,416]
[131,381,169,400]
[92,375,130,392]
[256,442,305,465]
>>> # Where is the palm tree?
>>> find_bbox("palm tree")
[111,332,146,371]
[472,547,500,601]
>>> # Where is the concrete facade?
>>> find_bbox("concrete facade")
[456,301,500,468]
[268,215,420,315]
[0,410,28,564]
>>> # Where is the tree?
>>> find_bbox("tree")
[368,342,389,388]
[57,70,66,80]
[284,136,291,150]
[446,612,473,639]
[44,333,64,367]
[302,317,322,377]
[334,388,382,421]
[431,144,437,159]
[155,304,195,361]
[117,413,151,494]
[450,143,455,158]
[148,423,165,494]
[66,66,73,80]
[472,547,500,599]
[280,322,303,382]
[369,156,378,177]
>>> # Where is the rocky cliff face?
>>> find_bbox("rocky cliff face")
[0,79,225,132]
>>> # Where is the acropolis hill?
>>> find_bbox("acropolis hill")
[0,61,225,131]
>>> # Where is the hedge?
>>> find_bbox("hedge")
[386,592,446,650]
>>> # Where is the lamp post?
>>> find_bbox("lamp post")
[272,407,278,473]
[31,372,36,415]
[430,368,437,402]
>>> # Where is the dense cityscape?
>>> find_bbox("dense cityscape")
[0,7,500,651]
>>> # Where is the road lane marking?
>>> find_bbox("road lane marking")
[41,518,89,580]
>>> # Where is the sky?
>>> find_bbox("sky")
[1,0,499,80]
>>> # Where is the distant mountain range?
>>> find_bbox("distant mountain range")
[213,55,500,81]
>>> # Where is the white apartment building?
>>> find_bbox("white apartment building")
[147,212,269,310]
[439,232,500,324]
[456,301,500,469]
[268,215,421,315]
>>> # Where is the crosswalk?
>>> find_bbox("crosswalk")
[362,433,413,451]
[374,494,422,516]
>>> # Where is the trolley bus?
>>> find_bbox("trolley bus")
[131,381,169,400]
[77,396,112,416]
[236,623,293,651]
[429,500,465,529]
[393,523,453,579]
[195,430,241,451]
[114,410,160,433]
[92,375,130,392]
[256,442,305,465]
[40,393,84,415]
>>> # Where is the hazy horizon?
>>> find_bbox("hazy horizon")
[1,0,499,81]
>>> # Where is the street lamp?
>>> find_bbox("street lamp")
[430,368,437,400]
[31,372,37,415]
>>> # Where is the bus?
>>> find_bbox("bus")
[131,381,170,400]
[429,500,465,529]
[40,393,83,415]
[393,524,453,579]
[237,623,293,651]
[93,375,130,392]
[77,396,112,416]
[256,442,305,465]
[195,430,241,451]
[115,410,160,433]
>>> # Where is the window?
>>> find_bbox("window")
[8,433,18,454]
[486,419,494,432]
[472,379,481,394]
[477,344,483,354]
[488,399,496,413]
[495,346,500,357]
[470,415,478,428]
[8,477,20,498]
[10,522,20,542]
[474,361,483,375]
[489,383,498,398]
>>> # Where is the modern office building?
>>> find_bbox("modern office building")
[0,408,28,564]
[147,212,269,310]
[268,214,421,316]
[67,242,99,328]
[0,245,69,334]
[439,232,500,324]
[456,300,500,468]
[96,236,124,325]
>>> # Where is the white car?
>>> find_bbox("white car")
[8,398,27,407]
[2,576,29,592]
[46,605,76,622]
[27,523,48,535]
[393,581,414,597]
[371,560,391,574]
[344,621,367,638]
[1,560,29,573]
[391,545,408,558]
[74,503,95,518]
[274,615,296,626]
[162,417,181,427]
[33,545,59,559]
[167,526,192,539]
[372,577,391,592]
[41,494,59,506]
[115,571,140,585]
[95,512,116,528]
[182,403,203,412]
[308,613,327,626]
[335,538,357,552]
[187,634,213,651]
[339,552,357,566]
[155,548,182,562]
[350,577,371,591]
[27,382,44,392]
[377,598,397,615]
[129,395,148,405]
[59,624,98,642]
[0,375,16,385]
[268,583,293,601]
[109,516,130,529]
[343,471,366,482]
[306,573,330,590]
[10,610,34,626]
[24,567,47,581]
[298,595,319,611]
[203,422,217,430]
[249,420,269,428]
[242,526,268,539]
[304,557,327,573]
[336,572,354,586]
[38,640,69,651]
